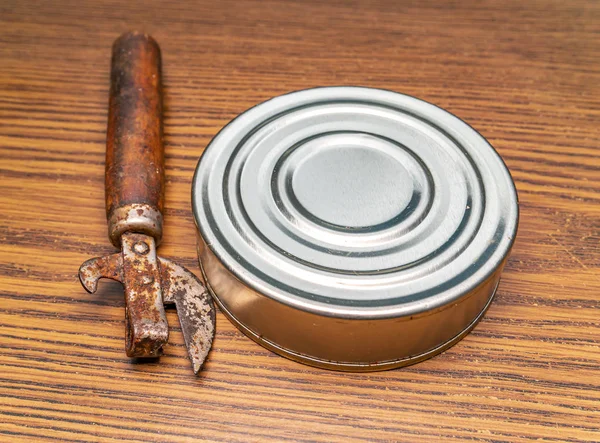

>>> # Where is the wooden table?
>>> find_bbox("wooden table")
[2,1,599,441]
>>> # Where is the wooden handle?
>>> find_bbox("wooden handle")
[105,32,165,247]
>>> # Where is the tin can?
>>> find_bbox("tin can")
[192,87,518,371]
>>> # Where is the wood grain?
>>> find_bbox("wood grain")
[1,0,599,441]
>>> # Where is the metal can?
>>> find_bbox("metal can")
[192,87,518,371]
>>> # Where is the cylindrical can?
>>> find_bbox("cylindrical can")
[192,87,518,371]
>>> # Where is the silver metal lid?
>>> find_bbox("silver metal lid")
[193,87,518,371]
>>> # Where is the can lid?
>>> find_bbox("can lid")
[193,87,517,327]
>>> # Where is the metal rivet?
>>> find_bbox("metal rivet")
[142,275,154,285]
[133,241,150,255]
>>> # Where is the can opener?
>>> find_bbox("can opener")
[78,32,215,375]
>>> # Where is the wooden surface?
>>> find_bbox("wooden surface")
[1,0,599,441]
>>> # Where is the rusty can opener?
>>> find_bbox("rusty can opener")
[79,32,215,374]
